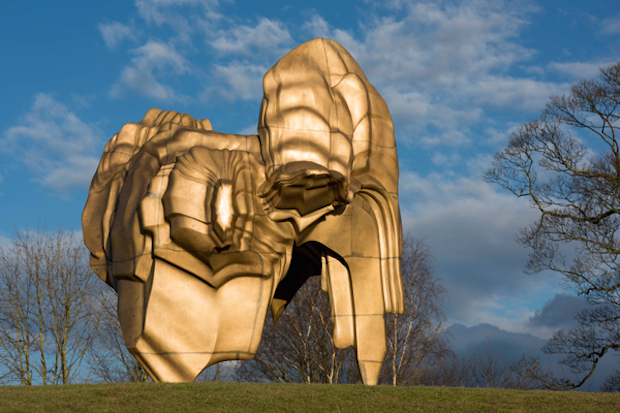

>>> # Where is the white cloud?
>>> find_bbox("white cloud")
[301,14,331,38]
[380,86,483,147]
[0,232,11,247]
[136,0,218,23]
[399,166,562,329]
[431,151,461,167]
[547,61,613,79]
[209,18,293,56]
[99,21,137,49]
[211,62,267,102]
[296,1,554,149]
[1,94,101,192]
[135,0,221,41]
[483,124,521,146]
[601,14,620,35]
[378,88,430,119]
[237,124,257,135]
[110,40,190,101]
[463,76,567,111]
[41,156,100,192]
[343,0,538,85]
[102,0,560,146]
[523,65,545,76]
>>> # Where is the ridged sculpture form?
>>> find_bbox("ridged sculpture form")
[82,38,403,385]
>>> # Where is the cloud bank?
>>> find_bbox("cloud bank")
[2,94,101,193]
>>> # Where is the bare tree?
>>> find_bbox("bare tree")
[235,275,360,384]
[381,237,450,385]
[424,348,480,388]
[425,341,533,389]
[0,227,104,385]
[0,234,37,385]
[195,363,233,383]
[509,355,572,390]
[87,289,150,383]
[235,236,449,385]
[485,61,620,390]
[472,342,519,389]
[602,369,620,392]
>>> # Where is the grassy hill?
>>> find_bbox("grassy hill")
[0,382,618,413]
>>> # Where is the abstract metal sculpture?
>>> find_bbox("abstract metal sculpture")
[82,38,403,385]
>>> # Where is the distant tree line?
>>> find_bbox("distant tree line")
[0,227,552,389]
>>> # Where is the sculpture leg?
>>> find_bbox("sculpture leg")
[347,256,386,385]
[321,255,355,349]
[321,253,386,385]
[299,195,388,385]
[118,257,275,381]
[209,275,273,364]
[126,259,219,382]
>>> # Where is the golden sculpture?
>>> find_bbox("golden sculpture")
[82,38,403,385]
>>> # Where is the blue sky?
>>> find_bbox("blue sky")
[1,0,619,342]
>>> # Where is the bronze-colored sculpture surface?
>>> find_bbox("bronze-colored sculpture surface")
[82,38,403,385]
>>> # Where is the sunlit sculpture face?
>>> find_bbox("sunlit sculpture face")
[162,147,284,285]
[82,38,403,385]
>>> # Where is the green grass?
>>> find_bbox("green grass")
[0,382,618,413]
